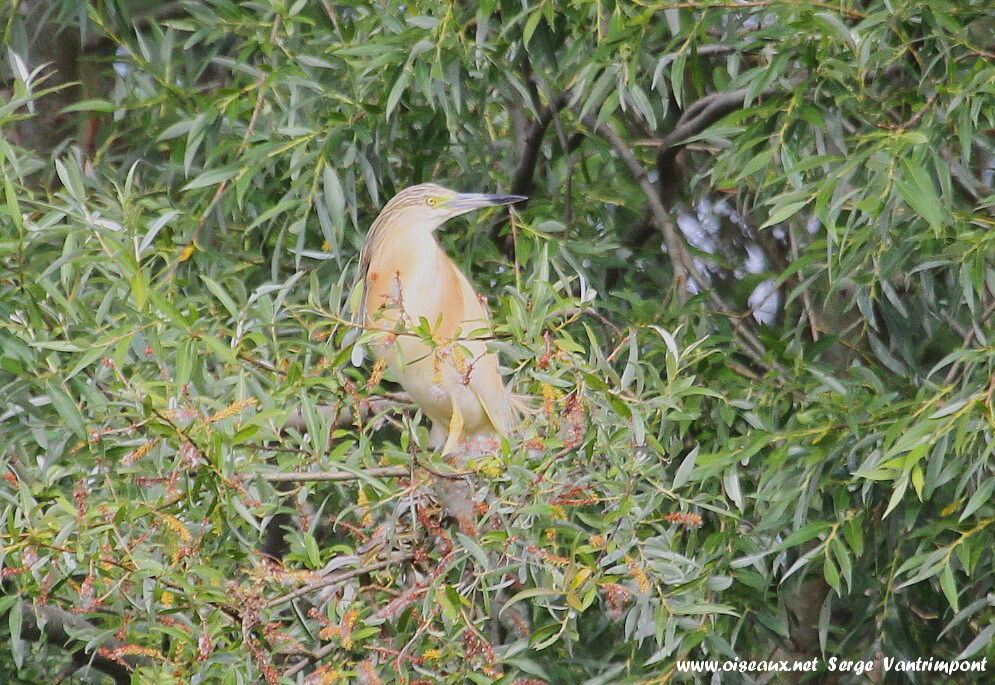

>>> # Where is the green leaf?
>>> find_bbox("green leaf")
[762,200,809,228]
[883,472,910,518]
[939,563,959,612]
[8,598,23,669]
[823,556,841,596]
[46,380,87,439]
[303,533,321,569]
[672,445,698,489]
[182,167,236,191]
[385,69,410,120]
[895,158,945,232]
[523,11,543,47]
[958,478,995,522]
[955,623,995,660]
[60,98,117,113]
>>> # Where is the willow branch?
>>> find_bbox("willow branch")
[265,553,414,611]
[656,85,780,176]
[580,113,779,371]
[280,393,411,433]
[579,112,692,300]
[261,466,408,483]
[276,554,416,678]
[14,601,151,685]
[510,92,571,198]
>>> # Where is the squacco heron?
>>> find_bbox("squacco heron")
[352,183,526,456]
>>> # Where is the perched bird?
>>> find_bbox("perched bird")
[352,183,526,456]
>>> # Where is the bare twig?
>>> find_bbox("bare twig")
[657,85,779,163]
[283,551,466,678]
[261,466,409,483]
[546,306,623,337]
[280,394,411,433]
[412,455,477,480]
[167,64,273,280]
[789,224,820,341]
[265,553,414,611]
[654,43,736,60]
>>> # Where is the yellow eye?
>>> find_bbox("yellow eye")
[426,197,438,207]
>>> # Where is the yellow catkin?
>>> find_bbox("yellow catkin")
[112,645,167,660]
[366,357,386,389]
[207,398,258,424]
[357,489,374,528]
[450,344,469,379]
[432,352,444,386]
[422,648,442,661]
[541,382,561,417]
[161,591,174,607]
[530,546,570,567]
[546,553,570,567]
[289,569,317,583]
[339,608,359,649]
[478,458,502,478]
[122,438,160,465]
[625,555,652,593]
[161,514,192,543]
[312,665,341,684]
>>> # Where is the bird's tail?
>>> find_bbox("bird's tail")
[510,392,539,418]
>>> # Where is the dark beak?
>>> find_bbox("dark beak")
[448,192,528,216]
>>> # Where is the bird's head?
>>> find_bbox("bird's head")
[387,183,527,231]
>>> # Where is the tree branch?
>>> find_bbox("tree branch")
[579,113,691,300]
[261,466,409,483]
[280,393,411,433]
[264,553,414,611]
[579,109,782,373]
[656,85,779,178]
[14,600,151,685]
[509,92,571,198]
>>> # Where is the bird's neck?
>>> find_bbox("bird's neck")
[376,227,444,319]
[387,226,440,274]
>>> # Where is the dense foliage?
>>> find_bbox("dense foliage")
[1,0,994,683]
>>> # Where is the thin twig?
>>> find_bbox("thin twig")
[281,394,410,433]
[261,466,409,483]
[15,601,152,685]
[658,85,780,155]
[266,553,415,611]
[278,554,416,677]
[580,113,691,298]
[412,455,477,480]
[546,306,623,337]
[788,224,820,341]
[167,65,273,280]
[580,109,783,375]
